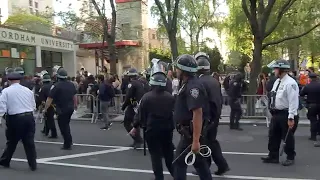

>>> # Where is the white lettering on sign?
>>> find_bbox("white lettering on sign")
[0,27,74,51]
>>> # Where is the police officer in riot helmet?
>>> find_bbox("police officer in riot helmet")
[43,68,77,150]
[193,52,230,176]
[300,73,320,143]
[150,59,173,94]
[262,59,299,166]
[130,65,175,180]
[121,68,145,148]
[2,67,14,89]
[14,67,33,90]
[227,72,244,130]
[173,54,212,180]
[39,73,58,138]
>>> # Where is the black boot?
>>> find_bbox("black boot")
[261,156,279,164]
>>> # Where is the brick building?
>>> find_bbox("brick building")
[78,0,149,75]
[148,28,170,50]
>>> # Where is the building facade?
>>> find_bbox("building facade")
[1,0,53,22]
[148,28,170,50]
[0,26,76,76]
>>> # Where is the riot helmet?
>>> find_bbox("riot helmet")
[127,68,138,76]
[42,73,51,82]
[56,68,68,79]
[149,58,167,87]
[195,52,210,71]
[14,67,24,75]
[52,65,62,77]
[5,67,14,75]
[174,54,198,73]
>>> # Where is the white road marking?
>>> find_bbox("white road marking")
[35,140,268,156]
[38,147,131,162]
[11,159,315,180]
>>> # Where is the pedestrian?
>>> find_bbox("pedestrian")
[98,75,115,130]
[39,73,57,138]
[299,73,320,143]
[192,52,230,176]
[227,73,244,130]
[261,59,299,166]
[121,68,145,149]
[173,54,212,180]
[14,67,33,90]
[0,72,37,171]
[43,68,77,150]
[129,64,175,180]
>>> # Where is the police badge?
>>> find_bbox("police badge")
[190,88,199,98]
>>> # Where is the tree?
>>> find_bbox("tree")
[153,0,180,59]
[200,46,222,72]
[180,0,218,53]
[4,12,52,34]
[239,0,320,93]
[91,0,117,74]
[149,48,172,64]
[56,7,82,31]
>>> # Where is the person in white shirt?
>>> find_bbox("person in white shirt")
[261,60,299,167]
[171,72,179,97]
[0,72,37,171]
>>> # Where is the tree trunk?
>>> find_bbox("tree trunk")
[287,41,300,71]
[168,32,179,60]
[108,41,117,75]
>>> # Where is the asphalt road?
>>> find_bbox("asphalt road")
[0,121,319,180]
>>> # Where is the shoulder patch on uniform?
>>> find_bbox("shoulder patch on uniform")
[128,83,132,88]
[50,85,55,90]
[291,84,297,91]
[190,88,199,99]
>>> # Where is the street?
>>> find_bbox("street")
[0,121,318,180]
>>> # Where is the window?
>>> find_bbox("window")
[29,8,33,14]
[35,2,38,8]
[29,0,33,6]
[152,34,156,39]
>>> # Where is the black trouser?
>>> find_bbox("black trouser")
[268,110,299,160]
[146,130,174,180]
[57,110,74,148]
[229,98,242,128]
[44,107,57,137]
[307,104,320,138]
[123,107,143,144]
[174,135,212,180]
[205,125,229,169]
[0,113,37,168]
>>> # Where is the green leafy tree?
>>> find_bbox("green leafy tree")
[149,48,172,64]
[153,0,180,59]
[4,12,52,34]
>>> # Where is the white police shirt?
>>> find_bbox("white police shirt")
[0,83,36,116]
[271,74,299,119]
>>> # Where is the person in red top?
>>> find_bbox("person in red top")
[257,73,266,96]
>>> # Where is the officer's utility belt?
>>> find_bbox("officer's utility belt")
[177,119,211,139]
[9,112,33,117]
[270,109,288,115]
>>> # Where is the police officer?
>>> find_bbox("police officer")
[173,54,212,180]
[0,72,37,171]
[39,73,57,138]
[130,64,175,180]
[14,67,33,90]
[193,52,230,175]
[2,67,14,89]
[228,73,244,130]
[300,73,320,142]
[43,68,77,150]
[261,60,299,166]
[121,68,145,148]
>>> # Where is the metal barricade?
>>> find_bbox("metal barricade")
[74,94,97,123]
[221,95,270,127]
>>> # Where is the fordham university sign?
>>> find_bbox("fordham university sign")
[0,27,74,51]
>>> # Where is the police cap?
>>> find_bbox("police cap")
[272,60,290,69]
[56,68,68,79]
[14,67,25,74]
[149,72,167,87]
[7,72,23,80]
[175,54,198,73]
[308,73,318,78]
[42,73,52,82]
[127,68,138,76]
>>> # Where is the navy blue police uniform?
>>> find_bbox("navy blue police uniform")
[227,73,243,130]
[173,54,212,180]
[121,68,145,148]
[0,72,37,171]
[14,67,33,90]
[300,73,320,141]
[48,68,77,150]
[194,52,230,175]
[132,69,175,180]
